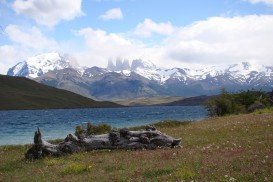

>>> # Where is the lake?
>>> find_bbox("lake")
[0,106,208,145]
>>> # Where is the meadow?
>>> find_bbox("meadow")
[0,110,272,181]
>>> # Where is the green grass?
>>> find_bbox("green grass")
[253,107,273,114]
[0,112,273,181]
[61,163,92,175]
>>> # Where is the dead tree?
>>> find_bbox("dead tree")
[25,126,181,159]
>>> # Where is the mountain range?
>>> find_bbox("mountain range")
[7,52,273,100]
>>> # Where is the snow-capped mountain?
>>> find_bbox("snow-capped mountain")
[6,53,273,99]
[107,58,273,85]
[7,52,78,78]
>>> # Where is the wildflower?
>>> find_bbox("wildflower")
[229,177,236,182]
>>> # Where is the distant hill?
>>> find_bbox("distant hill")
[0,75,121,110]
[113,96,183,106]
[162,95,215,106]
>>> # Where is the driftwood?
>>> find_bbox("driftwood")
[25,126,181,159]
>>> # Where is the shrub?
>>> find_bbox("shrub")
[205,89,271,116]
[75,125,84,136]
[86,122,96,135]
[74,122,112,136]
[86,122,112,135]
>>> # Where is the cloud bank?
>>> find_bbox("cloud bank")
[1,15,273,73]
[75,15,273,68]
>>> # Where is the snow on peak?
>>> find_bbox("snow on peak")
[130,61,272,84]
[7,52,78,78]
[226,62,266,78]
[7,53,273,85]
[131,59,156,70]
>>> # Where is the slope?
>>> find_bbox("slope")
[162,95,215,106]
[0,75,121,110]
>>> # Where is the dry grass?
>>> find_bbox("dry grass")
[0,111,272,181]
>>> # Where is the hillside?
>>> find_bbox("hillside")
[162,95,215,106]
[0,111,272,181]
[113,96,183,106]
[0,75,121,110]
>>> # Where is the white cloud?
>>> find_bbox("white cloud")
[5,25,58,50]
[12,0,83,27]
[0,25,60,74]
[74,27,161,67]
[163,15,273,66]
[244,0,273,6]
[0,45,16,74]
[134,19,175,37]
[99,8,123,20]
[0,45,31,74]
[2,15,273,74]
[75,15,273,68]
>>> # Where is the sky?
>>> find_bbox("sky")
[0,0,273,74]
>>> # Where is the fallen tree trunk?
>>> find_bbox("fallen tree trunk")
[25,126,181,159]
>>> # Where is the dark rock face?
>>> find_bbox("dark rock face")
[25,127,181,159]
[7,62,29,77]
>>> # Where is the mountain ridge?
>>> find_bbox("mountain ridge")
[7,52,273,100]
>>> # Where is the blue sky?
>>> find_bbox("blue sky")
[0,0,273,73]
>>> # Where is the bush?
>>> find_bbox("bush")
[75,125,84,136]
[75,122,112,136]
[86,122,112,135]
[205,89,271,116]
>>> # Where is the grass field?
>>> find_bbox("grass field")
[0,111,272,181]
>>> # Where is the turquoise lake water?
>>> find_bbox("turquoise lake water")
[0,106,208,145]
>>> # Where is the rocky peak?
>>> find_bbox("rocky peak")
[7,52,77,78]
[131,59,156,71]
